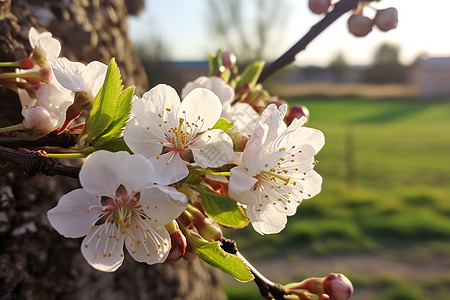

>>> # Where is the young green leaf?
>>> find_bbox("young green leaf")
[236,61,265,89]
[200,190,249,228]
[185,230,254,282]
[211,118,234,132]
[85,58,123,143]
[91,85,134,146]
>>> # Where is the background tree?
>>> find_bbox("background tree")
[363,42,407,84]
[206,0,288,65]
[0,0,225,299]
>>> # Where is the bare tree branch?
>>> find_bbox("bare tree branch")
[0,146,80,178]
[258,0,361,83]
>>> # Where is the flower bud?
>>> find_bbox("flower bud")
[221,51,237,69]
[270,97,287,108]
[347,14,373,37]
[285,277,324,296]
[308,0,332,15]
[22,105,59,134]
[226,126,249,152]
[18,58,35,70]
[183,243,197,261]
[285,105,310,126]
[29,48,48,67]
[165,221,188,263]
[74,91,94,111]
[374,7,398,32]
[189,205,223,241]
[322,273,353,300]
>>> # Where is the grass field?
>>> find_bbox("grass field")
[223,98,450,300]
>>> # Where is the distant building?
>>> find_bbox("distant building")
[410,57,450,98]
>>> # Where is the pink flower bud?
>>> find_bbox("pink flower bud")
[347,14,373,37]
[38,67,53,83]
[308,0,332,15]
[221,51,237,69]
[18,58,35,69]
[166,230,187,263]
[374,7,398,32]
[285,105,310,126]
[22,105,59,134]
[285,277,324,296]
[322,273,353,300]
[183,243,197,261]
[270,96,287,108]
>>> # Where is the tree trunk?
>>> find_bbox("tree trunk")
[0,1,226,299]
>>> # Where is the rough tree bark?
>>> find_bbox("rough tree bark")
[0,0,226,299]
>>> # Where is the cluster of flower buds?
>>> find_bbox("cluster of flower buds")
[308,0,332,15]
[348,6,398,37]
[284,273,354,300]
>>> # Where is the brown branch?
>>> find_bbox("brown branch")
[0,131,77,148]
[0,146,80,178]
[220,238,285,300]
[258,0,360,83]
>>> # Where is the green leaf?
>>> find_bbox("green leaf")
[85,58,123,143]
[93,137,132,153]
[236,61,265,89]
[92,85,134,146]
[211,118,234,132]
[200,190,249,228]
[187,233,254,282]
[209,48,223,76]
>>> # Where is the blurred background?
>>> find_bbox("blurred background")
[127,1,450,299]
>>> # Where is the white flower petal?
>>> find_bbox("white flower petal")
[242,124,267,175]
[179,88,222,132]
[277,117,325,153]
[124,118,165,159]
[222,102,260,135]
[148,152,189,185]
[80,151,129,197]
[125,223,171,265]
[181,76,234,104]
[190,129,234,168]
[300,170,323,199]
[140,84,180,126]
[229,166,258,197]
[84,61,107,97]
[247,202,288,235]
[47,189,102,238]
[29,28,61,63]
[81,223,125,272]
[52,57,86,92]
[118,154,155,191]
[139,185,188,225]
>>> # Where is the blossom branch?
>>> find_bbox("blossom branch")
[220,238,286,300]
[258,0,361,83]
[0,145,80,178]
[0,131,77,148]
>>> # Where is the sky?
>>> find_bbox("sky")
[128,0,450,66]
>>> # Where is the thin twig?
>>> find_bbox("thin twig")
[0,146,80,178]
[220,237,285,300]
[258,0,360,83]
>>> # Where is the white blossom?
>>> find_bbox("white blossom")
[229,104,324,235]
[181,76,260,135]
[47,150,188,272]
[124,84,234,185]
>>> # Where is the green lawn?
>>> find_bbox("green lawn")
[223,98,450,300]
